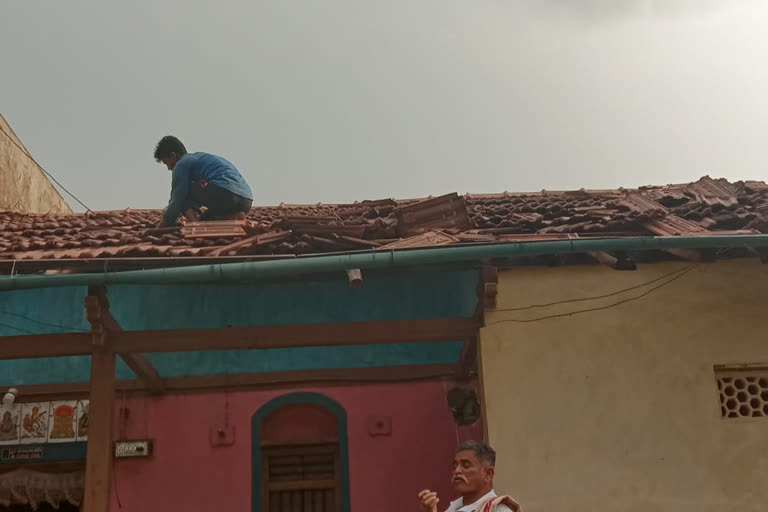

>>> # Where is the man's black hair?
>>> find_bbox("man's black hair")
[154,136,187,161]
[456,440,496,467]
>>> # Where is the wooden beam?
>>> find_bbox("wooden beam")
[588,251,636,270]
[476,334,489,443]
[0,333,92,360]
[110,317,478,353]
[83,287,116,512]
[157,364,456,392]
[87,286,164,394]
[119,353,164,394]
[5,364,456,399]
[0,317,477,359]
[83,346,116,512]
[3,380,140,402]
[345,268,363,289]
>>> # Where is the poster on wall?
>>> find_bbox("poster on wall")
[48,401,77,443]
[19,403,50,444]
[76,400,89,441]
[0,404,21,445]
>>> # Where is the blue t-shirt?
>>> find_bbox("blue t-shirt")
[163,152,253,225]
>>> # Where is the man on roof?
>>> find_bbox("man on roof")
[418,441,521,512]
[154,135,253,228]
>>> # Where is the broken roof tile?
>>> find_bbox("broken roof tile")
[644,215,710,236]
[685,176,739,208]
[378,231,460,250]
[615,193,667,215]
[204,230,292,257]
[395,193,471,237]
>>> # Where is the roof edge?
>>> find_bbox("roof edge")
[1,234,767,291]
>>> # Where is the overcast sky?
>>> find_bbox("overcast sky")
[1,1,767,212]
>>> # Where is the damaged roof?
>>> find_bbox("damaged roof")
[1,176,767,268]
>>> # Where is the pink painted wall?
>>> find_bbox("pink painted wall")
[109,380,482,512]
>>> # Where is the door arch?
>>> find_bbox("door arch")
[251,393,350,512]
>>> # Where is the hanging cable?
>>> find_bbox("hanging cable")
[0,322,35,334]
[0,310,87,332]
[0,122,93,212]
[493,264,694,313]
[488,265,697,325]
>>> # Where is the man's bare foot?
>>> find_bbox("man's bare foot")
[182,208,201,222]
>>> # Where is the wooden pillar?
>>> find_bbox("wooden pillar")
[83,347,115,512]
[83,289,116,512]
[476,333,489,444]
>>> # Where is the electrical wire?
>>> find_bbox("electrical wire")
[0,310,87,332]
[0,122,92,212]
[0,322,35,335]
[487,265,697,325]
[493,264,695,313]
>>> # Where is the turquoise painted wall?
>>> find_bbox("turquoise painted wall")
[0,268,478,385]
[107,268,478,330]
[0,286,90,336]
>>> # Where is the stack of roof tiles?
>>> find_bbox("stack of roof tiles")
[1,176,766,262]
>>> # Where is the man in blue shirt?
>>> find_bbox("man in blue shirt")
[154,135,254,227]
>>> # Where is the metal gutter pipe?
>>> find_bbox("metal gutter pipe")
[1,235,767,291]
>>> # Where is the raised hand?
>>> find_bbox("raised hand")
[418,489,440,512]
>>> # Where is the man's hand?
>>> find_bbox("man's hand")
[418,489,440,512]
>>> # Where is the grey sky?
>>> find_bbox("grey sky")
[1,1,766,212]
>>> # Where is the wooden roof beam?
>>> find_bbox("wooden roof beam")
[0,333,92,360]
[110,317,478,354]
[0,317,477,359]
[5,364,456,399]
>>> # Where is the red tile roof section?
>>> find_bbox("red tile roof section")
[1,176,766,262]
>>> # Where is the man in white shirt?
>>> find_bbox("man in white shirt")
[418,440,518,512]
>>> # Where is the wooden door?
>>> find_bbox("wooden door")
[262,443,340,512]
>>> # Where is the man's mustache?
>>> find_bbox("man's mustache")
[452,474,468,484]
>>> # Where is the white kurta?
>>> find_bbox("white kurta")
[444,490,515,512]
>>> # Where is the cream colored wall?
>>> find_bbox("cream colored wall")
[480,260,768,512]
[0,114,71,213]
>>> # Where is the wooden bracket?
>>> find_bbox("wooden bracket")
[481,266,498,309]
[84,293,106,346]
[85,286,164,394]
[455,337,478,381]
